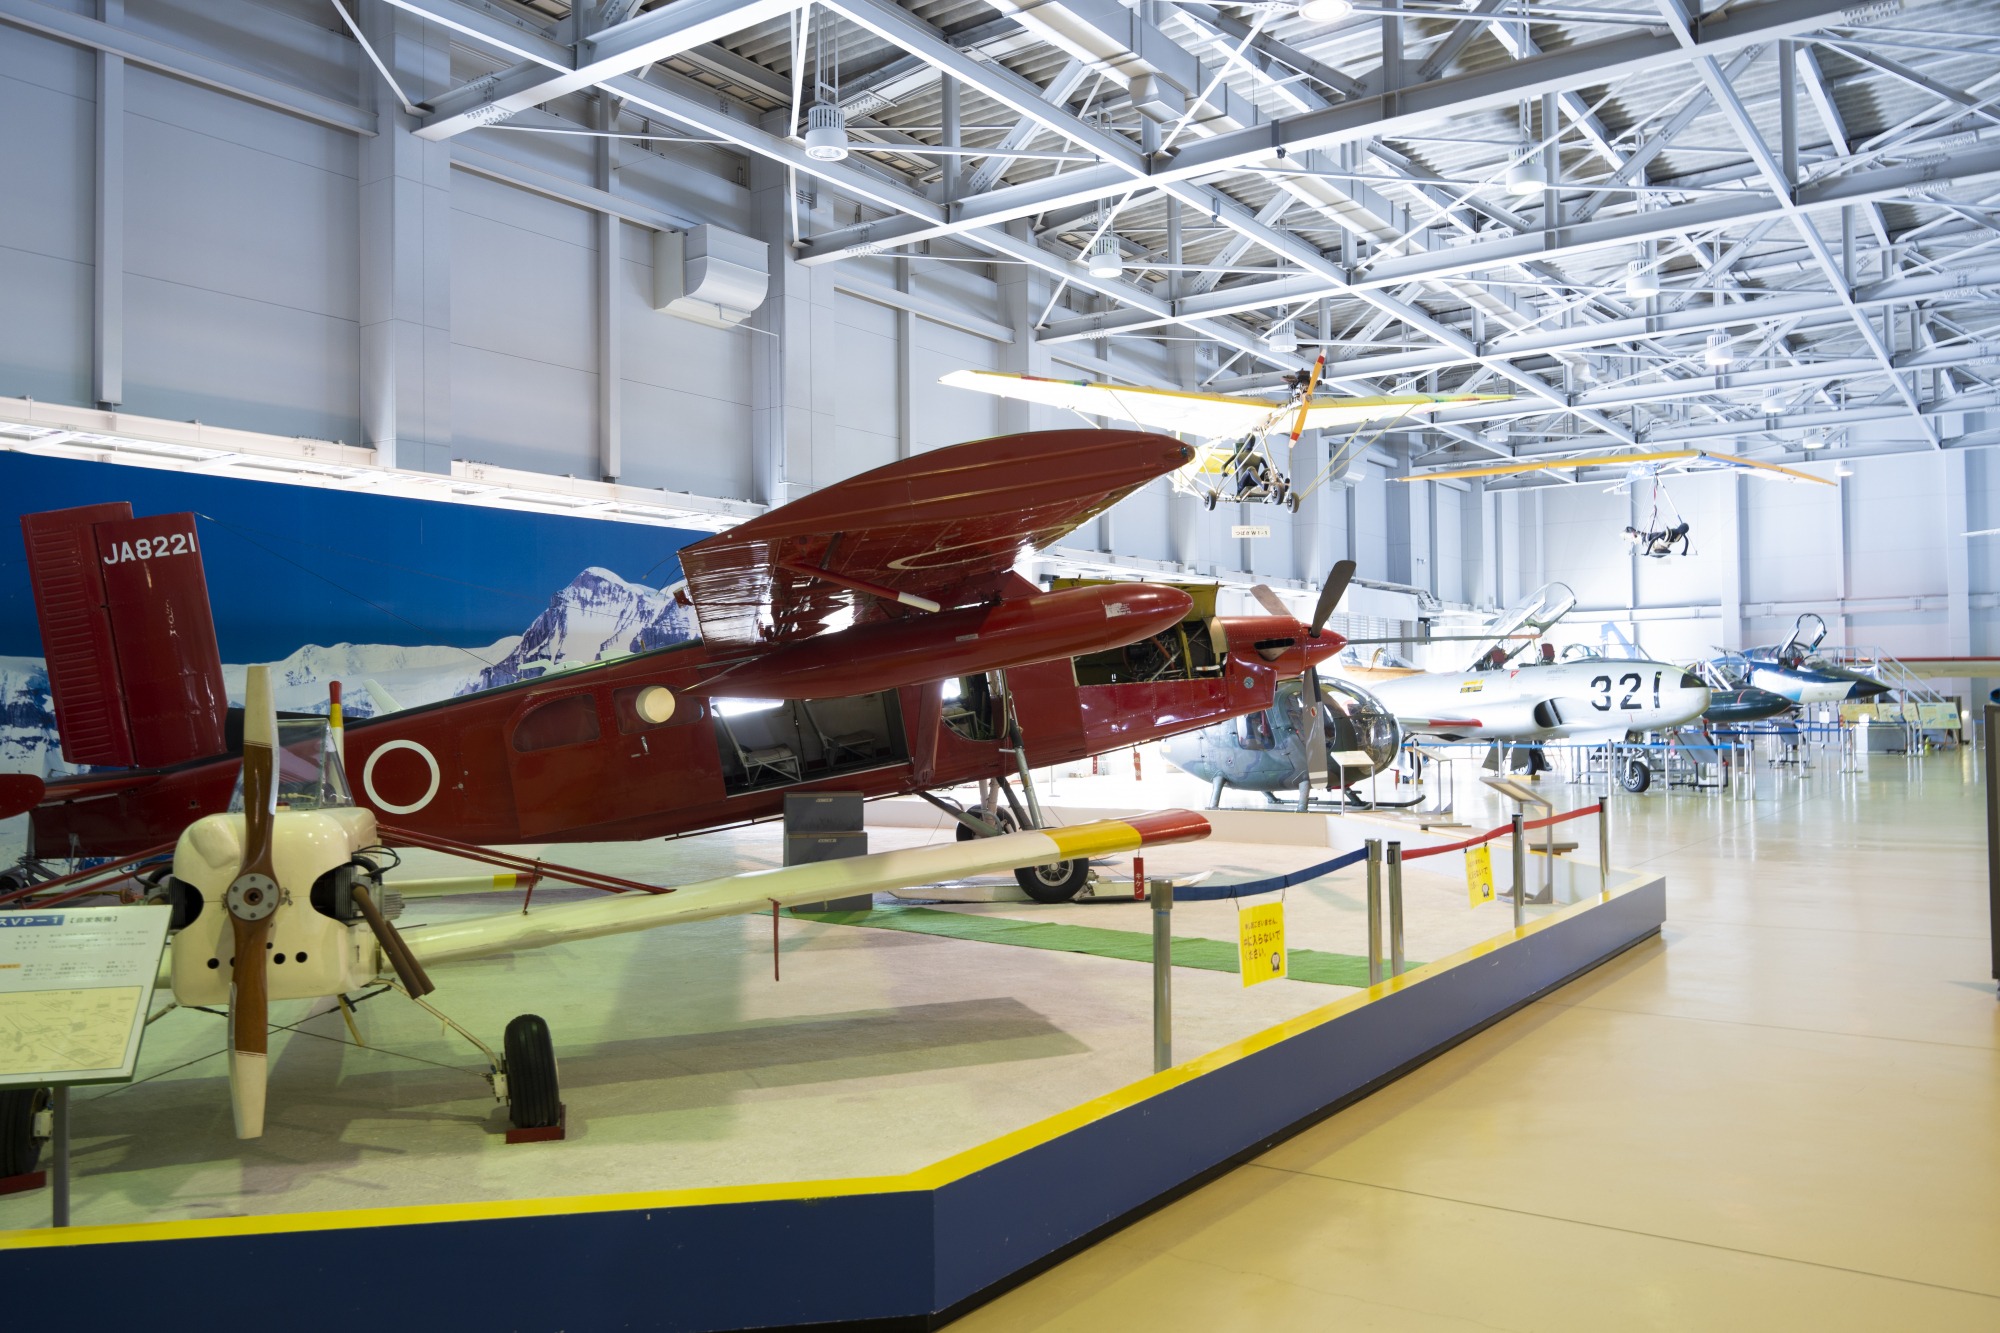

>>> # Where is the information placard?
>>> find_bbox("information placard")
[1465,844,1496,907]
[0,905,170,1088]
[1237,901,1287,987]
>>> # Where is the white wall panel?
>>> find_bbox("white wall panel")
[0,26,92,404]
[0,251,92,404]
[1844,454,1946,601]
[1539,485,1627,610]
[618,223,753,499]
[911,322,1000,451]
[450,343,593,474]
[1742,474,1841,605]
[119,67,360,439]
[1435,485,1463,604]
[1352,464,1388,577]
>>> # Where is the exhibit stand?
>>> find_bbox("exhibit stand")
[0,871,1664,1330]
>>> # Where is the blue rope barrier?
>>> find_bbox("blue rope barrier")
[1172,845,1370,902]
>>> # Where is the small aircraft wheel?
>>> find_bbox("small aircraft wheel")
[503,1014,561,1130]
[1015,858,1090,903]
[0,1087,50,1177]
[1620,757,1652,794]
[954,806,1018,841]
[1204,491,1217,511]
[1287,492,1301,513]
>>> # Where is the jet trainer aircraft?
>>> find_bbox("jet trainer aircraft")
[3,429,1342,905]
[1719,613,1890,704]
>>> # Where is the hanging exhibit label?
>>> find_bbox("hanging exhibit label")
[1465,844,1496,907]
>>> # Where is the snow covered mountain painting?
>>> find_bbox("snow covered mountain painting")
[0,567,701,859]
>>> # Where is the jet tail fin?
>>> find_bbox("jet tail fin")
[20,504,229,767]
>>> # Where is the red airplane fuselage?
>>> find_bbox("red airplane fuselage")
[28,609,1341,858]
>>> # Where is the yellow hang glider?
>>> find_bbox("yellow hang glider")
[1400,448,1835,486]
[941,365,1510,511]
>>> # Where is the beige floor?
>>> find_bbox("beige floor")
[955,746,2000,1331]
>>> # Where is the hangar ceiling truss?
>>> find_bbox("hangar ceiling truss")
[16,0,1998,479]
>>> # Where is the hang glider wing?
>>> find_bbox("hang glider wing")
[678,428,1194,649]
[941,370,1509,441]
[1293,392,1511,429]
[1404,449,1834,486]
[397,811,1212,967]
[940,370,1290,438]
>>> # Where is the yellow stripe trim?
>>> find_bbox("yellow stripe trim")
[0,872,1654,1251]
[1046,820,1142,861]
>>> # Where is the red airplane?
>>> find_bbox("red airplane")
[2,428,1347,901]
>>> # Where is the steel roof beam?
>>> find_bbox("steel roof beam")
[414,0,805,141]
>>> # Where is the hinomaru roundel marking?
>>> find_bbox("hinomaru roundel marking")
[361,738,442,816]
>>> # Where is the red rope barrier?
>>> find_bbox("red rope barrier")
[1400,802,1602,861]
[378,824,672,896]
[0,839,180,908]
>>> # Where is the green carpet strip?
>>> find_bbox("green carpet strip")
[788,905,1411,988]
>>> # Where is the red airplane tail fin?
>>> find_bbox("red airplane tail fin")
[20,504,229,768]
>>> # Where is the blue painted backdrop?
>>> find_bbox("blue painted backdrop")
[0,453,704,660]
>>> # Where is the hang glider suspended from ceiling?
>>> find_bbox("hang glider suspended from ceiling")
[940,370,1509,441]
[1401,449,1835,487]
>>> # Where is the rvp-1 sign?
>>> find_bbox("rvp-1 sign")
[1230,524,1272,539]
[1465,843,1496,907]
[1237,901,1286,986]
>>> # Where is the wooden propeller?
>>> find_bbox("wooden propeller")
[226,665,279,1139]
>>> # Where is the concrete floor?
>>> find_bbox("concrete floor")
[954,746,2000,1331]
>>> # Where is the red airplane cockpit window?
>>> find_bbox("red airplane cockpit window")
[513,693,602,752]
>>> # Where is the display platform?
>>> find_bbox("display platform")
[1,803,1664,1331]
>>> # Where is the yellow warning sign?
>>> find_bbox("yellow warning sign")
[1466,843,1496,907]
[1237,901,1287,987]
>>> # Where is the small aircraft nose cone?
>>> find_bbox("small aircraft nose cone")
[1300,626,1346,668]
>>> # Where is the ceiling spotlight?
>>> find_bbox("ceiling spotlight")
[803,103,849,162]
[1297,0,1353,20]
[1801,434,1827,450]
[1266,326,1299,355]
[1506,149,1547,196]
[1085,236,1123,279]
[1482,423,1509,444]
[1623,261,1659,299]
[1760,389,1784,415]
[1704,332,1733,368]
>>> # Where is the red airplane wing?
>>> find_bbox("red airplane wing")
[679,429,1193,649]
[15,770,162,814]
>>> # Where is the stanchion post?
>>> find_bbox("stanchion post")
[1152,879,1174,1072]
[1365,839,1383,986]
[1387,842,1405,977]
[1598,793,1611,896]
[1511,813,1526,930]
[51,1085,69,1228]
[1985,704,1998,991]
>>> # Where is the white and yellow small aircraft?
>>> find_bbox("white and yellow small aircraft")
[943,359,1509,511]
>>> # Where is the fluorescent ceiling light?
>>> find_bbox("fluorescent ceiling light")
[1800,434,1827,450]
[1297,0,1353,20]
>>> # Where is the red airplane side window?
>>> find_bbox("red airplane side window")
[513,693,602,753]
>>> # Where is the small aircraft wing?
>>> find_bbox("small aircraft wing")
[397,811,1211,967]
[678,428,1193,649]
[941,370,1509,440]
[1405,449,1834,486]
